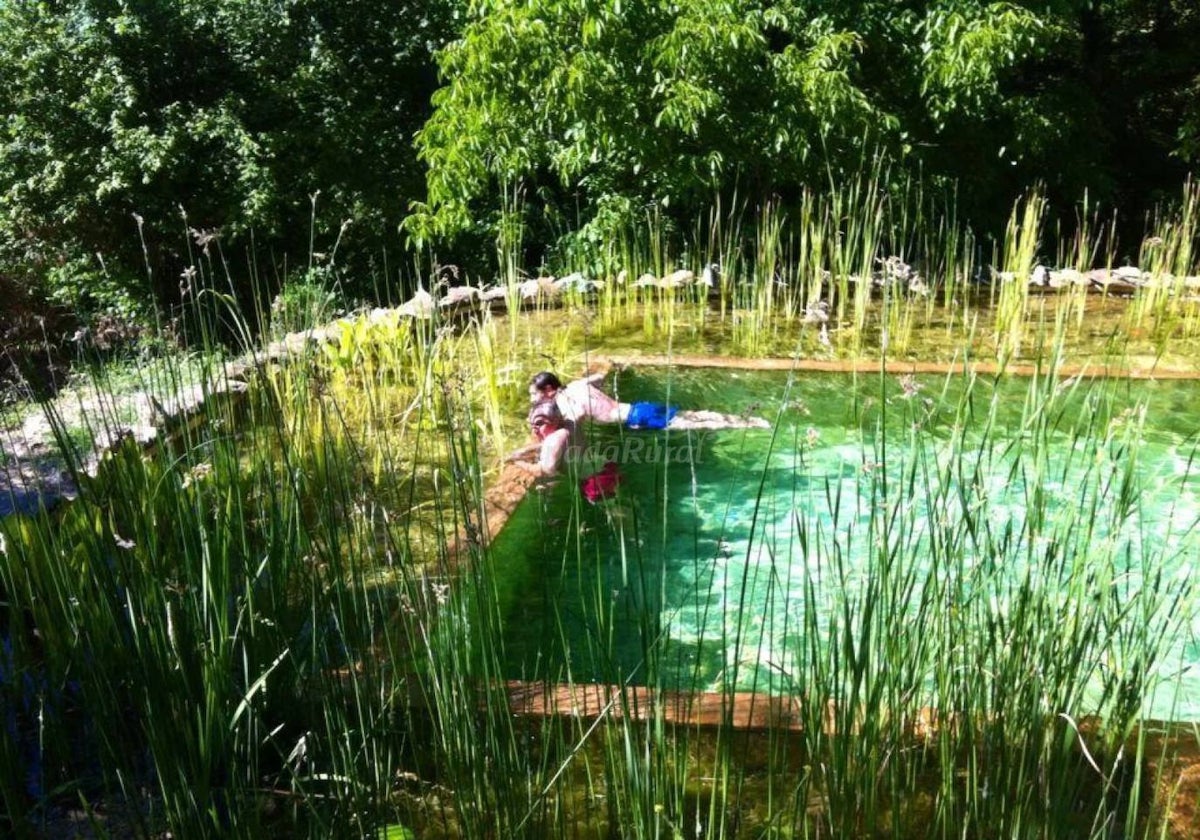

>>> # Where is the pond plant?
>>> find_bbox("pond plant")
[2,179,1200,838]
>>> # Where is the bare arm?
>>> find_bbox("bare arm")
[505,440,542,462]
[511,429,570,478]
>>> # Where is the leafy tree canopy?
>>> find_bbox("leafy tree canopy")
[412,0,1199,252]
[0,0,1196,319]
[0,0,457,312]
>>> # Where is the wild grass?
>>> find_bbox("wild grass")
[538,174,1200,367]
[488,362,1198,838]
[3,176,1200,838]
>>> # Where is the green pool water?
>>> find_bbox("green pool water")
[489,367,1200,722]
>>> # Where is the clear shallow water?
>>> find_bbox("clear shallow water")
[491,368,1200,721]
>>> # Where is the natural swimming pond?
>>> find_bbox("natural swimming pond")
[489,366,1200,722]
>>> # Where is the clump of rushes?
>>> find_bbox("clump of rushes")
[1129,178,1200,350]
[497,182,527,343]
[993,190,1045,364]
[1053,191,1109,330]
[5,178,1200,839]
[738,201,788,356]
[0,289,529,836]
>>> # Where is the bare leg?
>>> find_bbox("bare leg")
[667,410,769,430]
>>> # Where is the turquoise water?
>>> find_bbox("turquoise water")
[491,368,1200,721]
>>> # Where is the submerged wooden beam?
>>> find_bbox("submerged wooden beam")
[504,680,810,732]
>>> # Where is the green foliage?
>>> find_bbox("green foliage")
[410,0,895,247]
[1181,72,1200,162]
[918,3,1055,124]
[413,0,1200,253]
[0,0,1197,318]
[0,0,457,310]
[44,254,151,321]
[270,267,344,338]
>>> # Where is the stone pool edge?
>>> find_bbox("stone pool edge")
[602,352,1200,379]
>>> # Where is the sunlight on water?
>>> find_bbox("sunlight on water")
[495,368,1200,721]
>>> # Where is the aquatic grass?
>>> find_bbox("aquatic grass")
[697,193,745,325]
[491,357,1200,838]
[1054,193,1111,329]
[794,365,1190,836]
[508,170,1200,370]
[496,183,529,345]
[727,201,788,356]
[1130,179,1200,348]
[939,213,975,326]
[6,195,1200,840]
[571,167,1004,362]
[468,312,515,463]
[825,181,873,342]
[796,187,828,321]
[993,191,1045,364]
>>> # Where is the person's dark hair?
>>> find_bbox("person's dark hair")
[531,371,563,391]
[528,397,563,427]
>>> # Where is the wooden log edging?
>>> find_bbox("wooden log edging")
[504,680,807,732]
[601,353,1200,380]
[500,677,1200,837]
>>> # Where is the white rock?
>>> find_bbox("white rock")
[659,269,694,288]
[438,285,481,307]
[398,288,435,319]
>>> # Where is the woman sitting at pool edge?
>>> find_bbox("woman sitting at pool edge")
[530,371,769,431]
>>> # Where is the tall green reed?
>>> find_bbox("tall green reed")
[485,356,1198,838]
[994,191,1045,364]
[1130,179,1200,348]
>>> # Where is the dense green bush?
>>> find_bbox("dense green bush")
[0,0,457,314]
[412,0,1200,255]
[0,1,1197,321]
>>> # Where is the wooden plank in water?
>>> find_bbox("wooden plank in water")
[504,680,807,732]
